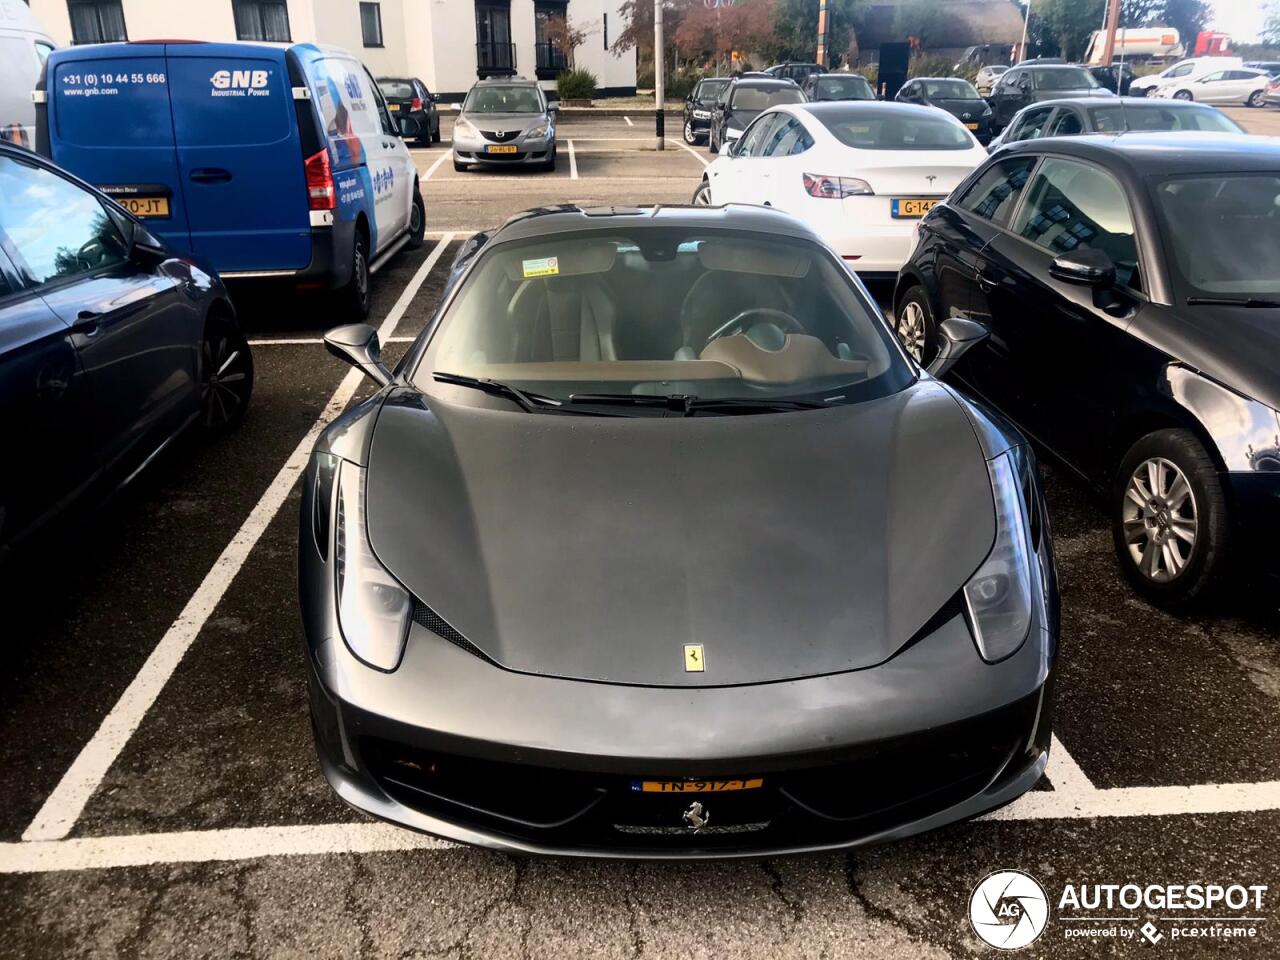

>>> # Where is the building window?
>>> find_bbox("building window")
[475,1,515,78]
[67,1,127,44]
[360,2,383,48]
[533,0,568,79]
[233,0,292,43]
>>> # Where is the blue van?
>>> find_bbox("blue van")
[37,41,425,318]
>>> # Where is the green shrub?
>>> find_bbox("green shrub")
[907,53,954,79]
[557,67,599,100]
[666,74,700,99]
[637,66,656,89]
[853,62,878,88]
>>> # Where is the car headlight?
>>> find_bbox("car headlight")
[981,106,993,118]
[964,451,1034,663]
[525,123,550,139]
[693,109,710,119]
[454,118,477,137]
[334,460,411,671]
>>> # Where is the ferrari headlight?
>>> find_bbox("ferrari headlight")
[334,460,411,671]
[964,452,1033,663]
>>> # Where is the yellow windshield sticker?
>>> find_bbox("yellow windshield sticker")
[522,256,560,278]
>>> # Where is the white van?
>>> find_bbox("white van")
[1130,56,1243,97]
[0,0,55,148]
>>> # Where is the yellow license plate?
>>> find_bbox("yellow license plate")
[485,144,518,154]
[636,779,764,793]
[964,122,979,130]
[119,196,170,218]
[892,198,938,219]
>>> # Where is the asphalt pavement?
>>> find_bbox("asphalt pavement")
[2,111,1279,959]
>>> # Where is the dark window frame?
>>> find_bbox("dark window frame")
[66,0,128,45]
[232,0,293,43]
[360,2,384,48]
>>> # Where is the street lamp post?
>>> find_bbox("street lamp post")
[654,0,665,149]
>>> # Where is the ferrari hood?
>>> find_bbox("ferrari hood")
[365,381,995,687]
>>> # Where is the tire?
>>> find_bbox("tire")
[1173,89,1193,101]
[544,145,557,172]
[199,312,253,433]
[338,228,371,321]
[431,117,441,144]
[692,181,713,205]
[893,286,938,365]
[683,119,698,145]
[406,188,425,250]
[453,155,467,172]
[1248,90,1265,108]
[1112,429,1229,608]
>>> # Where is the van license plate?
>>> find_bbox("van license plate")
[485,144,518,154]
[119,197,170,218]
[892,198,938,219]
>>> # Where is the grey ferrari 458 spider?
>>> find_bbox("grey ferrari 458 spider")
[299,204,1059,858]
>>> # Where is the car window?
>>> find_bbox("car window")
[1011,157,1140,289]
[1089,104,1241,133]
[35,41,54,64]
[0,157,128,286]
[922,79,981,99]
[1200,71,1225,83]
[1046,110,1083,136]
[728,86,805,111]
[1166,63,1193,77]
[956,156,1037,225]
[379,80,416,98]
[736,113,781,156]
[1033,67,1099,90]
[1009,106,1054,142]
[464,85,544,113]
[762,116,812,157]
[815,109,973,150]
[812,75,873,100]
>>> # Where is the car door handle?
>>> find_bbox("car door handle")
[189,168,232,184]
[71,310,102,335]
[977,272,998,292]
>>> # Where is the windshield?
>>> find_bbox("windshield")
[812,76,874,100]
[728,86,806,112]
[1155,174,1280,299]
[816,109,973,150]
[378,80,416,99]
[463,85,543,114]
[699,79,729,100]
[1035,67,1100,90]
[1089,104,1242,134]
[414,228,909,408]
[923,79,981,99]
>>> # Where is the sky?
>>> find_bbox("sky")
[1209,0,1265,43]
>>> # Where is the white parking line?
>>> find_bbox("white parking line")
[21,234,456,843]
[568,139,578,179]
[421,151,450,181]
[667,138,710,167]
[624,116,634,127]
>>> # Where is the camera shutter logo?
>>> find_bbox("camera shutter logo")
[969,870,1049,950]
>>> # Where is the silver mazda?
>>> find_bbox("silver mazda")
[452,78,558,172]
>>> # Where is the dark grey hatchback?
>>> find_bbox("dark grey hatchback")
[300,204,1058,858]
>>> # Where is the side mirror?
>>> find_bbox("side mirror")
[324,323,392,386]
[926,317,989,378]
[720,138,737,156]
[127,222,168,266]
[547,102,558,113]
[1049,247,1115,287]
[397,116,421,138]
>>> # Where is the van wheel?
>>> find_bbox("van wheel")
[1112,429,1229,609]
[894,286,938,365]
[199,312,253,432]
[407,189,426,250]
[339,229,371,321]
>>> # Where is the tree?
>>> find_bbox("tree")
[1118,0,1164,28]
[893,0,962,50]
[542,13,587,67]
[1159,0,1211,51]
[1266,0,1280,47]
[1038,0,1105,61]
[613,0,694,60]
[770,0,863,66]
[674,0,777,64]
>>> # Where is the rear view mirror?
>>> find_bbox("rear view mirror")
[1049,248,1116,287]
[324,324,392,386]
[926,317,989,378]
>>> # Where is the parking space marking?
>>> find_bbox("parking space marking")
[668,138,710,167]
[21,235,456,844]
[422,151,450,181]
[568,140,578,179]
[624,116,634,127]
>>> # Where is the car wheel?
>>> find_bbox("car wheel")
[1112,429,1229,607]
[199,312,253,432]
[453,155,467,172]
[544,145,557,172]
[1248,90,1265,107]
[406,188,426,250]
[692,181,712,205]
[339,228,371,321]
[683,119,698,145]
[431,118,441,144]
[1173,89,1193,101]
[894,287,938,364]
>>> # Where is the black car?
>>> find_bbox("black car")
[986,97,1242,152]
[988,64,1115,130]
[1089,63,1137,95]
[303,203,1057,857]
[894,133,1280,605]
[801,72,876,102]
[897,77,993,143]
[764,62,825,83]
[0,143,252,557]
[682,77,730,145]
[377,77,441,146]
[709,78,806,153]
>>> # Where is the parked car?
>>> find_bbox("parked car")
[986,97,1242,152]
[682,76,730,145]
[1088,62,1136,95]
[988,64,1115,130]
[39,41,424,321]
[695,102,987,278]
[303,203,1057,855]
[708,77,806,154]
[0,0,53,150]
[1267,75,1280,107]
[800,73,875,102]
[1128,56,1242,97]
[377,76,440,145]
[895,133,1280,604]
[452,77,558,171]
[975,64,1008,97]
[1244,61,1280,78]
[0,142,252,556]
[896,77,994,143]
[764,61,825,83]
[1154,67,1269,107]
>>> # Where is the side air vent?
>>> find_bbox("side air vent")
[411,600,497,665]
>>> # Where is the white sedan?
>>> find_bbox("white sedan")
[694,102,989,276]
[1154,67,1269,106]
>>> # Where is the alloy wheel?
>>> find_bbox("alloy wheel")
[1121,457,1198,583]
[200,329,251,429]
[684,120,696,144]
[896,301,927,362]
[693,183,712,206]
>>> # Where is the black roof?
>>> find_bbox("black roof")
[1002,132,1280,175]
[489,204,822,245]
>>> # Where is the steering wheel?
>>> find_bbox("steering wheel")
[702,308,804,350]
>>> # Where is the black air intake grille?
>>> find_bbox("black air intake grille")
[412,600,496,664]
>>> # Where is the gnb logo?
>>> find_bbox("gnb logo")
[211,70,269,90]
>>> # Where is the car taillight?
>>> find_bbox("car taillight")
[411,97,423,111]
[305,148,335,211]
[803,173,874,199]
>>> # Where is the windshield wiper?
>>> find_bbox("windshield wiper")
[1186,296,1280,308]
[433,372,562,413]
[567,393,827,415]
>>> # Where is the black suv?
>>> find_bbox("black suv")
[764,62,825,83]
[895,134,1280,605]
[682,77,730,145]
[988,64,1114,130]
[708,78,806,153]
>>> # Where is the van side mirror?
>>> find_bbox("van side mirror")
[324,324,392,386]
[1049,248,1115,287]
[926,317,989,378]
